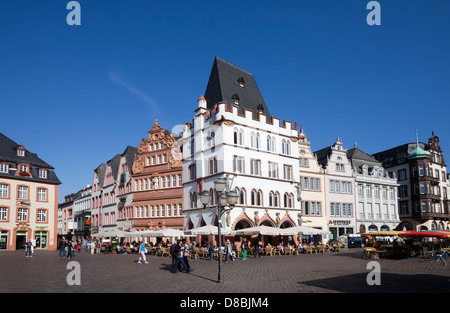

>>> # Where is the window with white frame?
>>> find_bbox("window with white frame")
[0,207,7,221]
[18,208,28,221]
[283,165,293,180]
[37,209,47,222]
[0,184,8,198]
[18,186,28,200]
[233,156,244,174]
[0,164,8,173]
[250,159,261,176]
[37,188,47,201]
[39,169,47,179]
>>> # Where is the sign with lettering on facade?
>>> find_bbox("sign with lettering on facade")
[330,220,351,226]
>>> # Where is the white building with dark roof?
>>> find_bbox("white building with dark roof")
[182,57,301,246]
[314,137,357,238]
[347,144,400,234]
[0,133,61,250]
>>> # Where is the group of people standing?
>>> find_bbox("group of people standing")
[57,237,92,259]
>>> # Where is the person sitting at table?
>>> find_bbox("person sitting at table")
[287,243,295,252]
[297,242,305,254]
[276,243,284,253]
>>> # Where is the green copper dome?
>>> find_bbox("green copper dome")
[407,130,430,160]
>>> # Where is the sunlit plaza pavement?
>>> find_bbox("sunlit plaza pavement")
[1,248,449,294]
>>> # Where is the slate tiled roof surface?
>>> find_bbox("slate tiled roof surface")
[0,132,61,184]
[204,56,272,120]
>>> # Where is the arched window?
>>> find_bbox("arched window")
[282,140,286,154]
[239,188,246,205]
[239,129,244,145]
[190,192,197,209]
[256,133,260,149]
[274,192,279,207]
[233,128,238,144]
[269,192,274,207]
[251,190,256,206]
[271,136,276,152]
[286,140,291,155]
[257,190,263,206]
[250,132,255,148]
[267,136,271,151]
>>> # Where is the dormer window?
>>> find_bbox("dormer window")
[39,169,48,179]
[0,163,8,173]
[17,163,30,176]
[256,104,264,114]
[232,94,240,105]
[17,148,25,156]
[237,77,245,88]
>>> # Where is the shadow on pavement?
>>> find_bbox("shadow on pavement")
[299,272,450,293]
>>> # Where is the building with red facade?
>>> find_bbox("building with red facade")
[131,119,184,234]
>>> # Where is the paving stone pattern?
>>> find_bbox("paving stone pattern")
[1,248,449,294]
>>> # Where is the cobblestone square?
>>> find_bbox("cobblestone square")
[1,248,448,295]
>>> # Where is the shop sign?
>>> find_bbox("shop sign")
[329,220,351,226]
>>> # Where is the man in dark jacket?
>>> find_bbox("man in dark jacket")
[58,237,66,257]
[254,238,261,258]
[171,240,189,273]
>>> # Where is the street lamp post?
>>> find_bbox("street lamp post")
[199,177,238,283]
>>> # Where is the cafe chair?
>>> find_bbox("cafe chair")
[435,250,448,266]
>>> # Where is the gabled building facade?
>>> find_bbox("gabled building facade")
[347,144,400,234]
[0,133,61,250]
[373,132,449,231]
[314,137,357,238]
[90,146,137,239]
[297,127,328,232]
[182,57,301,245]
[131,119,184,232]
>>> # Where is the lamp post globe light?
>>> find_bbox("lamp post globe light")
[199,177,238,283]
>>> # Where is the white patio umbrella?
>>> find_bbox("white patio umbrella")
[102,229,126,237]
[185,225,234,236]
[234,225,283,236]
[151,228,185,237]
[279,226,329,236]
[122,231,148,238]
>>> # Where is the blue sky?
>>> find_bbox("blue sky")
[1,1,449,202]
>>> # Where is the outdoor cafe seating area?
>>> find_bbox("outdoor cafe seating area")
[361,230,450,265]
[89,225,352,259]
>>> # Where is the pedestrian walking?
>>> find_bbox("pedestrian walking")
[254,238,261,258]
[224,239,234,262]
[181,239,191,272]
[242,238,248,260]
[207,241,214,261]
[137,241,148,264]
[25,239,32,258]
[66,240,74,259]
[171,240,189,273]
[90,241,95,254]
[58,237,66,257]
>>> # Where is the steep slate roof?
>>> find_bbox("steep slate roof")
[313,146,333,167]
[204,56,271,120]
[0,132,61,184]
[372,142,428,167]
[122,146,138,173]
[347,147,380,165]
[347,147,383,174]
[107,154,122,181]
[94,163,107,188]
